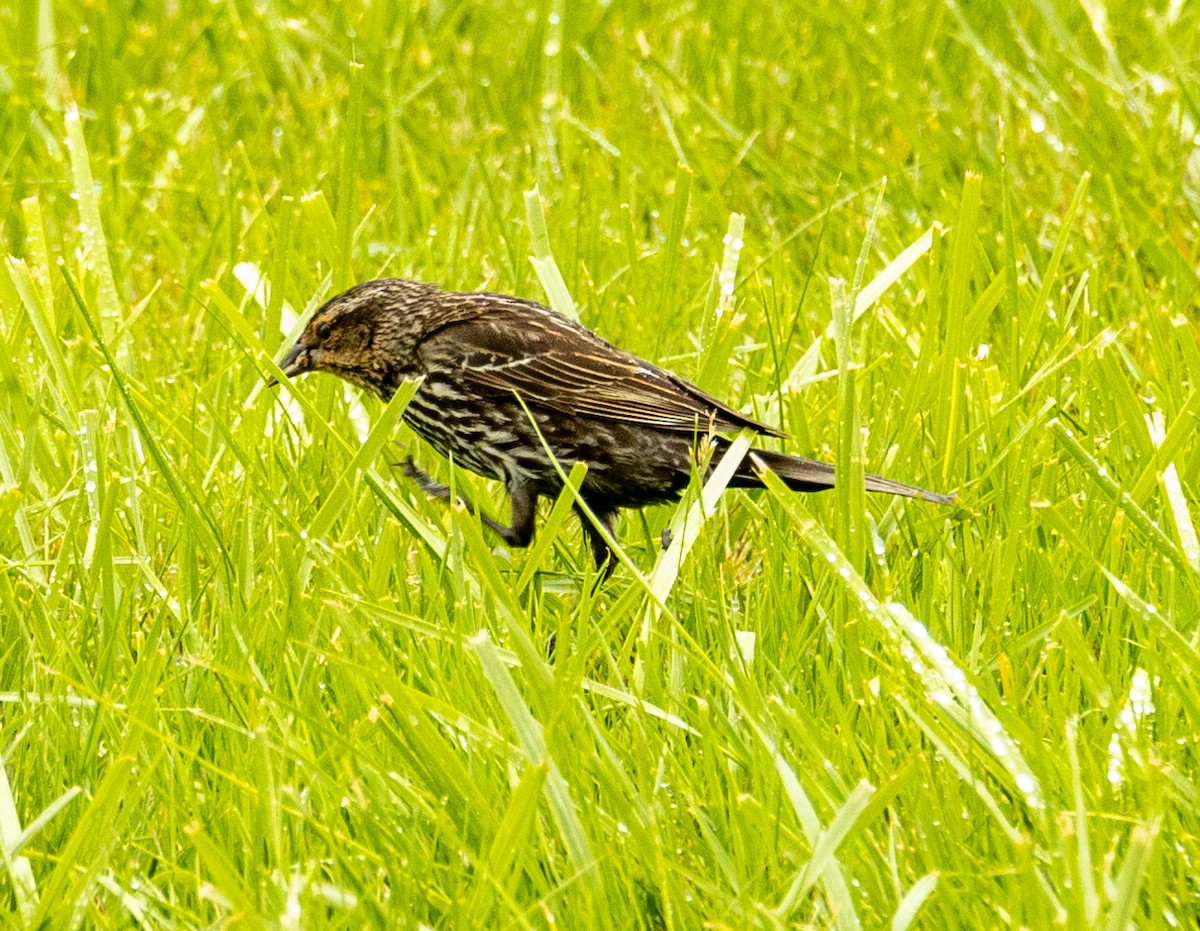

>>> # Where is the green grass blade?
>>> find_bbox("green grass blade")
[308,379,419,540]
[334,60,365,290]
[63,102,123,343]
[471,632,598,899]
[1104,815,1161,931]
[524,185,578,320]
[0,754,39,923]
[892,873,939,931]
[749,719,862,931]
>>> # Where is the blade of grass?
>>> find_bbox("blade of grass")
[334,59,365,290]
[937,172,982,486]
[1146,412,1200,571]
[471,631,599,901]
[696,211,746,390]
[0,753,39,923]
[641,431,752,626]
[19,195,53,310]
[748,719,862,931]
[892,873,939,931]
[64,101,123,344]
[470,762,548,923]
[775,780,876,920]
[524,185,578,320]
[307,379,419,540]
[1065,717,1100,925]
[7,258,75,423]
[654,166,692,318]
[762,470,1044,815]
[1104,815,1161,931]
[31,650,164,929]
[514,461,589,594]
[1051,418,1190,574]
[185,820,259,919]
[62,266,233,579]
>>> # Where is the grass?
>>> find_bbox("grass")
[2,0,1199,927]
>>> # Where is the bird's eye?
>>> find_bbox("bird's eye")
[316,322,332,341]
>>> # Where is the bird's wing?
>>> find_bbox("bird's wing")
[417,297,784,437]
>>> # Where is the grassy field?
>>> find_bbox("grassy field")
[2,0,1199,927]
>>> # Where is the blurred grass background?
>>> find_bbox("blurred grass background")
[2,0,1199,927]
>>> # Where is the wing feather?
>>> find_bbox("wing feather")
[418,298,784,438]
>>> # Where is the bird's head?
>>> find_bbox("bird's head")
[273,278,437,399]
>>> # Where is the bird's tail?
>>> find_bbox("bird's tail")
[729,447,954,505]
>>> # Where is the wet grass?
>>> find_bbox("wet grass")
[1,1,1199,926]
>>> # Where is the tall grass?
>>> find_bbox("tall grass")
[2,1,1198,926]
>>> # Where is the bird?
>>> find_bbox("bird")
[273,278,952,573]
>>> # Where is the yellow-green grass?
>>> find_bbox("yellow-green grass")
[2,2,1198,927]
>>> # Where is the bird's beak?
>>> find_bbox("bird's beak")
[267,343,311,387]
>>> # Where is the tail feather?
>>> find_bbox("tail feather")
[732,447,954,506]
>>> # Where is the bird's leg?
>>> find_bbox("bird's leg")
[576,505,618,579]
[402,457,458,502]
[503,479,537,548]
[402,458,537,548]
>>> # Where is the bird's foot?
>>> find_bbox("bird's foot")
[400,457,528,547]
[400,457,453,500]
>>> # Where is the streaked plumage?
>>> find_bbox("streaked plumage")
[276,278,951,571]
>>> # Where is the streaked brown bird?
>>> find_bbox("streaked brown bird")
[275,279,951,571]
